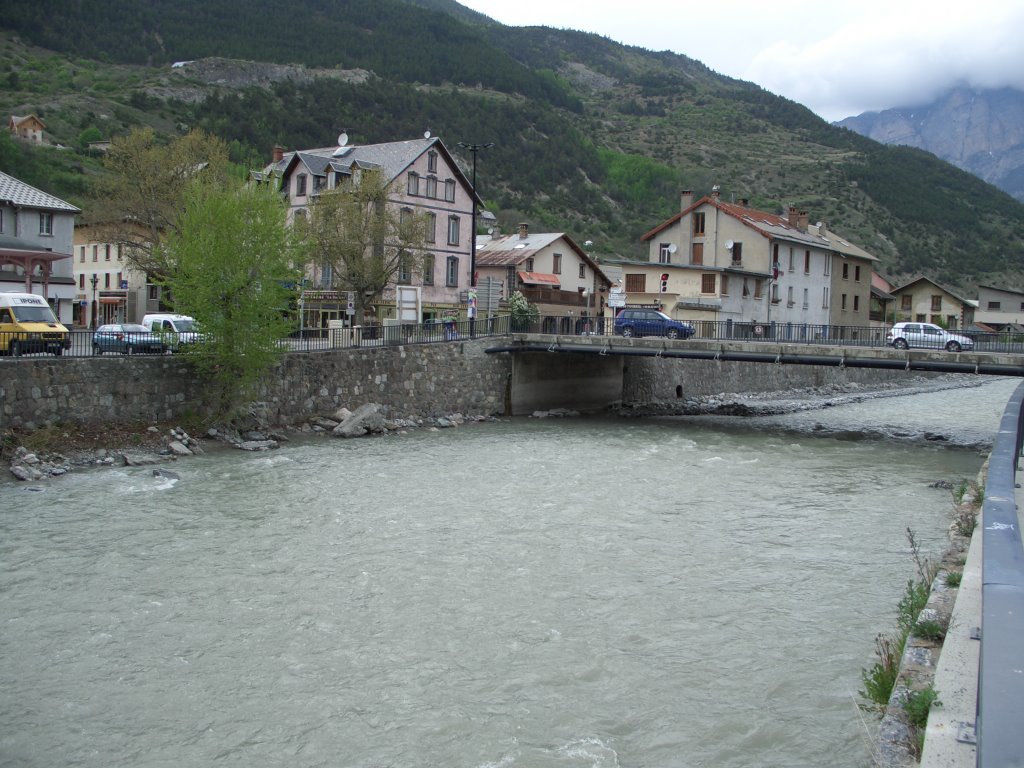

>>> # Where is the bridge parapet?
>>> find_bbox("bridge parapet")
[488,334,1024,377]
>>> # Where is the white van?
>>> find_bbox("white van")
[0,292,70,356]
[141,313,202,349]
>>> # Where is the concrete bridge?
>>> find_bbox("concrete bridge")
[486,333,1024,416]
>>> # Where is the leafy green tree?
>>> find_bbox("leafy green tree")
[508,290,539,331]
[162,182,301,417]
[88,127,231,276]
[303,169,429,319]
[77,126,102,148]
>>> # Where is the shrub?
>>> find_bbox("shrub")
[860,633,905,709]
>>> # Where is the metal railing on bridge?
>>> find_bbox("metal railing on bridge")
[977,381,1024,767]
[5,315,1024,359]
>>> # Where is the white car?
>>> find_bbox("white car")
[886,322,973,352]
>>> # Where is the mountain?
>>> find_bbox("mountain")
[2,0,1024,295]
[837,87,1024,204]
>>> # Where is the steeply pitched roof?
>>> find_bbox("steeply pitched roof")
[476,230,612,287]
[0,171,80,213]
[267,136,483,206]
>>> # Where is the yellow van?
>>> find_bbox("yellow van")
[0,292,71,356]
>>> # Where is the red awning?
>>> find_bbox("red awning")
[517,271,560,286]
[99,297,124,304]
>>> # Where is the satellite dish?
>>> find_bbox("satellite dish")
[337,132,349,147]
[668,243,677,254]
[424,130,431,139]
[725,240,734,250]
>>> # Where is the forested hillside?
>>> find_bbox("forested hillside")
[3,0,1024,292]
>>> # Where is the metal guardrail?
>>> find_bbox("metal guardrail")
[977,381,1024,767]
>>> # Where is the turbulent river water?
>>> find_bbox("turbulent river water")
[1,376,1018,768]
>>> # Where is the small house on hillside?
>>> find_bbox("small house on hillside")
[8,115,46,143]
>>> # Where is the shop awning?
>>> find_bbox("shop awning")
[517,271,560,287]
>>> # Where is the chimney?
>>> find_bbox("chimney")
[817,220,829,237]
[491,227,501,240]
[272,145,285,163]
[711,185,721,199]
[787,206,800,228]
[518,222,529,239]
[680,190,693,212]
[798,210,809,230]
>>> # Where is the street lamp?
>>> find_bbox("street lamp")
[457,141,493,289]
[90,274,99,329]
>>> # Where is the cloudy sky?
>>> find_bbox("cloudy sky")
[457,0,1024,121]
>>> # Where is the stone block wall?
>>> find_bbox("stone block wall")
[0,340,513,431]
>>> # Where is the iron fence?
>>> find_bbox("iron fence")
[6,315,1024,358]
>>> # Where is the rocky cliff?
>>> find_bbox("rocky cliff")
[837,87,1024,203]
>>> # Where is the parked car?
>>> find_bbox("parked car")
[885,322,974,352]
[93,324,169,355]
[141,313,204,350]
[614,309,695,339]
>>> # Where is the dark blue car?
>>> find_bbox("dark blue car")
[614,309,695,339]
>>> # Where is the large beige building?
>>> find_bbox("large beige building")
[624,190,876,339]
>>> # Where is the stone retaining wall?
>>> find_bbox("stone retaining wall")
[0,341,513,430]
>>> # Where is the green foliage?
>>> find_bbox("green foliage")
[1,0,579,109]
[911,617,948,642]
[860,632,904,709]
[163,182,300,416]
[944,570,962,588]
[0,131,91,204]
[77,126,102,147]
[904,685,940,730]
[897,578,931,635]
[508,290,539,331]
[88,127,232,275]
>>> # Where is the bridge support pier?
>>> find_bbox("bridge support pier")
[510,351,624,415]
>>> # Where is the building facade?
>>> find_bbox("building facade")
[475,223,611,330]
[263,135,481,329]
[890,276,975,329]
[0,170,79,323]
[975,284,1024,329]
[627,190,875,339]
[72,224,152,327]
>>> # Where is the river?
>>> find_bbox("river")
[1,376,1017,768]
